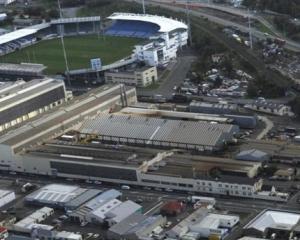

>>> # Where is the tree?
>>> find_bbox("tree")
[289,97,300,116]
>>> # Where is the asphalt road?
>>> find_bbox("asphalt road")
[137,55,196,98]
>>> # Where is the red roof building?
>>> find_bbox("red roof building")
[160,201,186,216]
[0,226,8,240]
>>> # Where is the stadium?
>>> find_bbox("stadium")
[0,13,188,78]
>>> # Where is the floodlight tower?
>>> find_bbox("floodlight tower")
[186,0,192,46]
[248,9,253,49]
[142,0,146,14]
[57,0,71,86]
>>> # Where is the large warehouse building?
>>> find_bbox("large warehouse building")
[0,84,137,168]
[79,114,239,152]
[0,78,71,132]
[0,189,15,208]
[0,63,46,81]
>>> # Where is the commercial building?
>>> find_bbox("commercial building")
[13,207,54,232]
[79,114,239,152]
[160,201,186,216]
[12,207,82,240]
[224,114,257,129]
[0,227,8,240]
[87,199,122,224]
[273,169,294,181]
[166,208,209,239]
[107,213,166,240]
[244,210,300,239]
[189,213,239,239]
[105,200,142,227]
[238,237,269,240]
[190,101,238,115]
[236,149,270,162]
[25,184,101,209]
[120,107,234,124]
[167,208,239,239]
[14,138,265,200]
[244,100,294,116]
[105,66,158,87]
[0,189,15,208]
[0,63,46,81]
[189,101,257,129]
[70,189,122,224]
[0,78,70,132]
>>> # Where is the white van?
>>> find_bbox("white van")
[121,185,130,190]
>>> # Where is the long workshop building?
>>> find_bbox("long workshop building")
[0,84,137,170]
[0,78,70,132]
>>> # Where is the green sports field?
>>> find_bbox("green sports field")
[0,35,142,74]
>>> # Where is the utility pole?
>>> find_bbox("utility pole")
[186,0,192,46]
[248,9,253,50]
[142,0,146,14]
[57,0,71,86]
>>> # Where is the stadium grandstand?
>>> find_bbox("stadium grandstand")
[105,13,188,67]
[105,12,187,38]
[0,16,101,56]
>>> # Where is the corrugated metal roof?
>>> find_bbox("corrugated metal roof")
[25,184,83,204]
[85,189,121,210]
[108,213,147,235]
[80,114,239,149]
[65,189,102,209]
[105,200,142,223]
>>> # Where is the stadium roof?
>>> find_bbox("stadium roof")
[0,16,101,46]
[108,12,188,33]
[51,16,101,24]
[0,63,46,74]
[0,28,37,46]
[245,210,300,232]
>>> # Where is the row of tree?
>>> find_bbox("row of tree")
[242,0,300,18]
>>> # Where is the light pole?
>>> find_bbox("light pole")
[186,0,192,46]
[57,0,71,86]
[142,0,146,14]
[248,9,253,49]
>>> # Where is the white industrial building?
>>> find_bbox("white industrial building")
[0,0,15,5]
[12,206,82,240]
[105,200,142,227]
[0,13,7,21]
[0,78,71,132]
[0,189,15,208]
[107,213,166,240]
[167,208,239,239]
[239,237,270,240]
[70,189,122,224]
[13,207,54,232]
[189,213,240,239]
[87,199,122,223]
[244,100,294,116]
[244,210,300,239]
[24,184,103,210]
